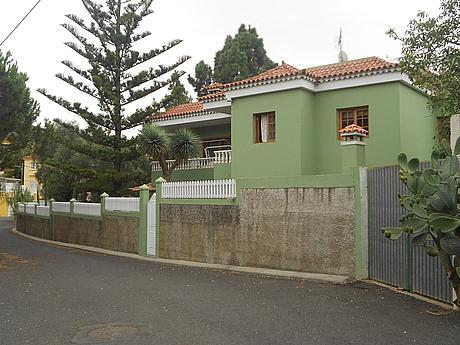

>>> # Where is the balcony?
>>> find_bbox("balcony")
[151,150,231,172]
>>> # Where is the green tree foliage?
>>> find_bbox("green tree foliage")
[383,139,460,308]
[33,121,149,201]
[187,60,213,96]
[163,71,192,108]
[213,24,277,83]
[138,124,200,181]
[0,187,33,215]
[38,0,189,195]
[388,0,460,116]
[0,51,39,176]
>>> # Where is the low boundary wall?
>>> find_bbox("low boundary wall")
[156,171,364,278]
[16,212,139,254]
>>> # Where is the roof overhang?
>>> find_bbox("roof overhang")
[151,112,231,128]
[202,99,232,113]
[224,71,411,100]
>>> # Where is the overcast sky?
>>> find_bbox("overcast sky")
[0,0,440,128]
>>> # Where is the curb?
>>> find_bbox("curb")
[364,280,454,310]
[11,229,350,284]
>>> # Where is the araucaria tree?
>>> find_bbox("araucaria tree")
[0,51,39,176]
[38,0,189,194]
[383,139,460,309]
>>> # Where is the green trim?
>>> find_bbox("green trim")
[352,167,363,280]
[238,173,354,189]
[159,198,239,206]
[138,186,149,256]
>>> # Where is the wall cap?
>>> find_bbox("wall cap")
[139,184,150,191]
[340,141,366,146]
[100,192,109,198]
[155,177,166,184]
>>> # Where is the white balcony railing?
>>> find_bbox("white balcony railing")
[151,150,232,172]
[214,150,231,164]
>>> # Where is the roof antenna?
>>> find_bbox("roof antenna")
[337,28,348,63]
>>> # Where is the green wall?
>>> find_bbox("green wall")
[230,81,434,178]
[399,84,436,159]
[152,168,214,183]
[231,89,306,178]
[315,82,403,173]
[153,81,435,181]
[192,124,231,141]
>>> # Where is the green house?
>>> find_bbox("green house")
[149,56,435,182]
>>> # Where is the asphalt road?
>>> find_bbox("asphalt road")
[0,218,459,345]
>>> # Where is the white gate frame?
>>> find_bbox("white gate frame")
[146,193,156,256]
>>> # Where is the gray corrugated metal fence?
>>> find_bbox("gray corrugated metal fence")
[368,164,453,303]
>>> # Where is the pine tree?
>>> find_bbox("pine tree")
[0,51,39,176]
[163,71,192,108]
[38,0,189,194]
[187,60,213,96]
[213,24,277,83]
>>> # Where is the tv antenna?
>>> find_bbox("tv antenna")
[337,28,348,63]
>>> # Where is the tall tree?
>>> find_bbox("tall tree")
[213,24,277,83]
[38,0,189,195]
[187,60,213,96]
[163,71,192,108]
[0,51,39,176]
[388,0,460,116]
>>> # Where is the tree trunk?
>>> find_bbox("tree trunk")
[439,251,460,310]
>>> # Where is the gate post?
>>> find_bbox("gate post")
[138,184,150,256]
[155,177,166,258]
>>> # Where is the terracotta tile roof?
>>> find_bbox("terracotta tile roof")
[198,90,227,102]
[149,57,399,122]
[149,102,206,121]
[305,56,399,81]
[224,63,302,89]
[338,124,369,136]
[129,183,155,192]
[206,82,224,91]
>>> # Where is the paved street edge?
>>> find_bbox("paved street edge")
[10,228,350,284]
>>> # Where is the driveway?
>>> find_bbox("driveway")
[0,218,458,345]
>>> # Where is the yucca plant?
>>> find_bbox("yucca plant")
[138,124,200,181]
[383,138,460,309]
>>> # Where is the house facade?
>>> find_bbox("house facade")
[149,57,435,182]
[23,155,41,200]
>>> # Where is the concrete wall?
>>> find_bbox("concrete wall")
[159,187,356,276]
[16,214,139,254]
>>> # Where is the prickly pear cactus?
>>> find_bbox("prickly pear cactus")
[383,138,460,308]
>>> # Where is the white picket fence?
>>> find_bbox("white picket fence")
[105,197,140,212]
[52,202,71,213]
[162,179,236,199]
[36,206,50,217]
[73,202,101,217]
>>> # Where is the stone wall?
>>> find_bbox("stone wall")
[16,214,139,254]
[160,187,356,276]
